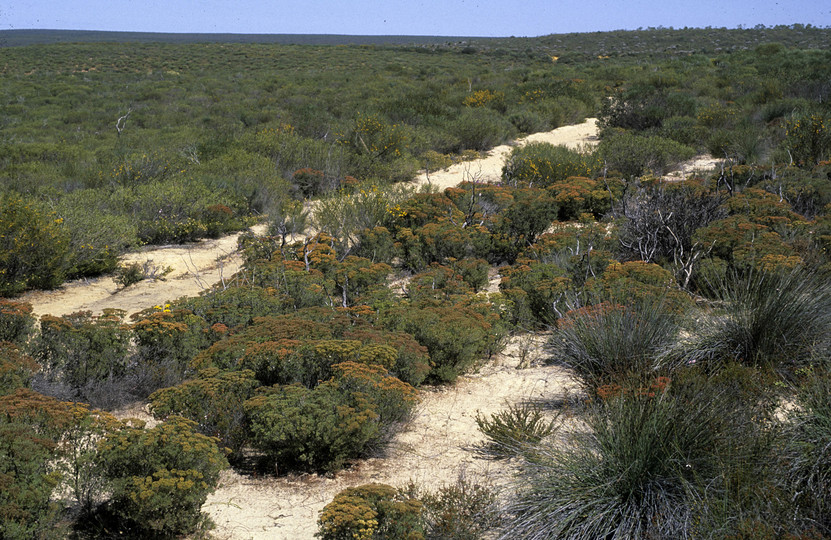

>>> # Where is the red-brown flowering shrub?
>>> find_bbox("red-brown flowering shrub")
[0,342,39,395]
[0,299,35,345]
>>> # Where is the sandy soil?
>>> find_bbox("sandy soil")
[414,118,599,191]
[20,224,267,319]
[21,118,721,539]
[204,335,576,540]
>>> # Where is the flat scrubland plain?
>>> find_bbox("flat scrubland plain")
[2,26,831,540]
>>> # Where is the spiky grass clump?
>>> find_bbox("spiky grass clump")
[503,368,780,540]
[505,384,706,539]
[475,402,560,459]
[547,298,682,391]
[689,268,831,371]
[782,369,831,535]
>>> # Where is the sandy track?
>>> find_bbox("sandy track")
[21,225,266,319]
[414,118,599,191]
[21,118,599,320]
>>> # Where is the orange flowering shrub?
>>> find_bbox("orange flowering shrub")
[0,341,40,395]
[132,308,210,385]
[332,361,418,425]
[319,483,424,540]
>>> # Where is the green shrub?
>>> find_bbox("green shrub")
[132,307,210,390]
[585,261,693,314]
[113,260,171,288]
[97,415,228,537]
[499,260,574,326]
[179,284,288,329]
[31,310,131,399]
[450,107,515,152]
[395,303,503,383]
[0,299,35,345]
[331,361,418,427]
[598,131,696,177]
[504,370,774,539]
[548,176,622,221]
[782,369,831,535]
[149,368,260,458]
[0,194,70,295]
[0,390,70,539]
[784,112,831,167]
[476,402,559,459]
[502,142,597,187]
[0,390,117,538]
[54,190,138,278]
[420,477,501,540]
[245,382,380,473]
[318,483,424,540]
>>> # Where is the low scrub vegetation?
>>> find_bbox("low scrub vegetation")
[3,25,831,538]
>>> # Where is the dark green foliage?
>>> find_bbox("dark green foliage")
[504,369,777,539]
[782,369,831,535]
[499,260,574,326]
[31,310,131,399]
[420,477,501,540]
[394,303,504,383]
[784,112,831,167]
[502,143,597,187]
[0,194,70,296]
[449,107,516,152]
[97,415,228,537]
[245,359,417,472]
[245,382,381,473]
[318,483,425,540]
[476,402,559,459]
[149,368,260,457]
[179,284,288,329]
[131,307,210,389]
[0,390,118,539]
[598,131,696,177]
[0,390,65,539]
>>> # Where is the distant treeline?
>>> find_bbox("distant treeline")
[0,29,481,47]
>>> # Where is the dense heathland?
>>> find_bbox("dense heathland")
[2,25,831,539]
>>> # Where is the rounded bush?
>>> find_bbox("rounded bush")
[0,194,70,295]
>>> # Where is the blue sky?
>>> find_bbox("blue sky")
[3,0,829,37]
